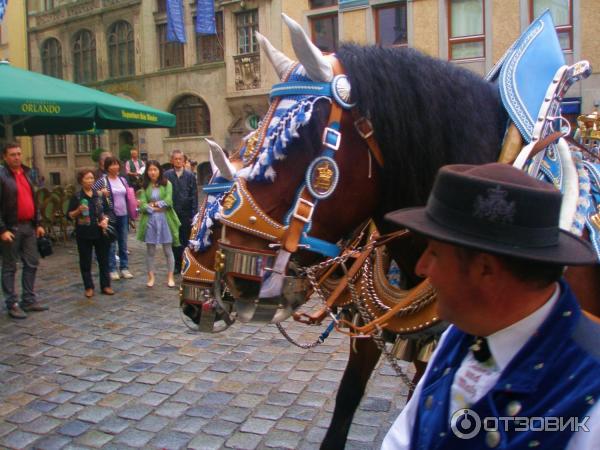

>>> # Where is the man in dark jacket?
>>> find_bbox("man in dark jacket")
[165,150,198,274]
[0,143,48,319]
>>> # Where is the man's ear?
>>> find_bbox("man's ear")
[475,252,502,278]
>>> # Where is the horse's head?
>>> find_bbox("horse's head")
[212,14,384,323]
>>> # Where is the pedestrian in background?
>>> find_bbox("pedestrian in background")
[0,142,49,319]
[125,147,145,190]
[165,150,198,275]
[93,151,112,181]
[93,156,134,281]
[137,160,180,288]
[67,169,113,298]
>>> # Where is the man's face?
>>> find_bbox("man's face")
[171,153,184,169]
[415,240,481,326]
[3,147,22,170]
[130,149,138,160]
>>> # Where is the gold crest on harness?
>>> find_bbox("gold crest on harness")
[314,162,333,192]
[307,156,339,199]
[222,185,238,211]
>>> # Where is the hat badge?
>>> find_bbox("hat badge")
[473,186,516,224]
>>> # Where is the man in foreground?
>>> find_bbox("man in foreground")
[0,143,49,319]
[382,163,599,449]
[165,150,197,274]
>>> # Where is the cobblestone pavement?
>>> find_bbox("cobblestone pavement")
[0,234,412,449]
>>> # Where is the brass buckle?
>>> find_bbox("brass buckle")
[354,116,374,139]
[292,198,315,223]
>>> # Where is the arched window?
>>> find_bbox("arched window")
[41,38,62,79]
[170,95,210,137]
[107,21,135,77]
[72,30,97,83]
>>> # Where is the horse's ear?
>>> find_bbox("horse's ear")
[282,13,333,82]
[255,31,294,81]
[205,138,235,181]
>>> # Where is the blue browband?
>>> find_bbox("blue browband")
[203,182,234,195]
[269,81,332,101]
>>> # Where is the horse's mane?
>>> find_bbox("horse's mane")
[337,44,507,215]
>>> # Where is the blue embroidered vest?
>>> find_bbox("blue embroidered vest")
[410,280,600,449]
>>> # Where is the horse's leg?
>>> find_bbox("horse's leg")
[321,338,382,450]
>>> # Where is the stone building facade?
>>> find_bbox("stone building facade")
[25,0,598,185]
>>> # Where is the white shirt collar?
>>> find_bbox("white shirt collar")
[175,168,184,176]
[486,283,560,371]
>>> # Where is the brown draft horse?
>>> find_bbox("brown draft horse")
[183,22,600,450]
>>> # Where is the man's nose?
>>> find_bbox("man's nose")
[415,252,429,278]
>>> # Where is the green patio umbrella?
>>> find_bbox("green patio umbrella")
[0,61,175,140]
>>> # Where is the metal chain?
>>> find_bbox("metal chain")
[347,278,415,390]
[275,239,372,348]
[275,322,328,349]
[275,234,420,388]
[362,256,436,317]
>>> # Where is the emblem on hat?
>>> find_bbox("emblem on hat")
[473,186,516,224]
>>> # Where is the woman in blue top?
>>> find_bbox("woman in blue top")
[93,156,133,281]
[137,160,180,288]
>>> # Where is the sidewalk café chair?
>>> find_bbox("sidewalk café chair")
[64,184,75,198]
[40,196,60,241]
[58,197,72,242]
[35,187,50,209]
[51,185,64,204]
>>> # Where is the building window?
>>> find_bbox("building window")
[170,95,210,137]
[310,0,337,7]
[45,135,66,155]
[75,135,97,154]
[41,38,63,79]
[530,0,572,51]
[72,30,97,83]
[310,14,338,52]
[157,23,185,68]
[375,2,408,47]
[49,172,61,186]
[44,0,54,10]
[157,0,167,13]
[107,21,135,77]
[197,12,224,63]
[448,0,485,60]
[236,10,259,55]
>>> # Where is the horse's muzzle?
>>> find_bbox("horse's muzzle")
[216,241,309,323]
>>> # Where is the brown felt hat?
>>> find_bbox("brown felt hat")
[385,163,597,265]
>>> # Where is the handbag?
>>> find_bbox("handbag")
[103,223,118,243]
[126,186,138,220]
[37,235,53,258]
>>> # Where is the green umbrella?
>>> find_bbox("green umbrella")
[0,61,175,140]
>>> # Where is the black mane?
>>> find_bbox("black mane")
[337,44,507,217]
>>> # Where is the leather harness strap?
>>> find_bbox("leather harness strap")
[352,109,384,167]
[281,99,344,253]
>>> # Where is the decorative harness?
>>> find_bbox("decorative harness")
[212,57,384,313]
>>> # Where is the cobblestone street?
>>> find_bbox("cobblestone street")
[0,235,411,450]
